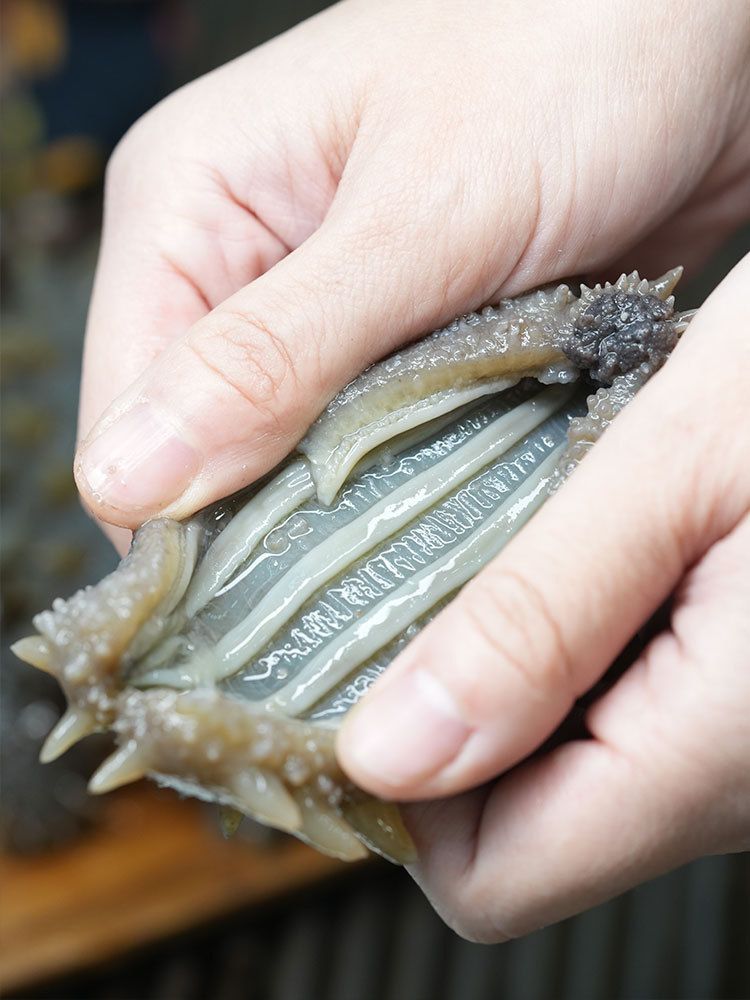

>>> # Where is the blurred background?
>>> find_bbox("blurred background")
[1,2,748,998]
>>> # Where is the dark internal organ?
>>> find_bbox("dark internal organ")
[12,269,693,862]
[563,286,682,384]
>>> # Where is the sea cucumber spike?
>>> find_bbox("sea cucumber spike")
[39,706,98,763]
[292,790,369,861]
[637,277,651,295]
[11,635,53,674]
[88,740,149,794]
[649,266,683,300]
[228,768,302,832]
[619,271,642,294]
[218,805,244,839]
[29,518,192,726]
[341,799,417,864]
[674,308,697,333]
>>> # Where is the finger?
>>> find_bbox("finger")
[77,75,314,453]
[73,116,542,529]
[336,253,750,800]
[404,512,750,942]
[79,188,287,451]
[77,167,287,535]
[76,27,360,509]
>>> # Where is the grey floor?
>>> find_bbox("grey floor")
[14,851,750,1000]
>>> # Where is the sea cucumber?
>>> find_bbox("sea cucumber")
[13,268,693,862]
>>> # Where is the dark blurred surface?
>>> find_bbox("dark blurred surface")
[13,853,750,1000]
[1,2,748,998]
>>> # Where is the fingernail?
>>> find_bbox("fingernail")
[340,669,469,790]
[78,405,200,513]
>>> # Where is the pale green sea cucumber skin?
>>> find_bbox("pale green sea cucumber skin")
[13,269,691,863]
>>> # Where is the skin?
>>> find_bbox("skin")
[75,0,750,941]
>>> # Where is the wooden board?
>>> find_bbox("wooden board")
[0,785,348,995]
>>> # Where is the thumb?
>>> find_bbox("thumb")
[73,77,543,529]
[74,126,538,532]
[336,257,750,799]
[74,217,442,528]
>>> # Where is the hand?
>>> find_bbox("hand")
[75,0,749,534]
[73,0,750,940]
[337,255,750,940]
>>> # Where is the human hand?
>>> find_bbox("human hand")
[337,253,750,939]
[72,0,750,939]
[75,0,749,534]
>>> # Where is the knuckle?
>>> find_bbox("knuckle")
[461,563,575,703]
[436,882,513,945]
[103,135,134,203]
[187,312,301,432]
[103,96,181,208]
[453,857,549,943]
[450,912,504,945]
[103,119,156,211]
[105,111,151,184]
